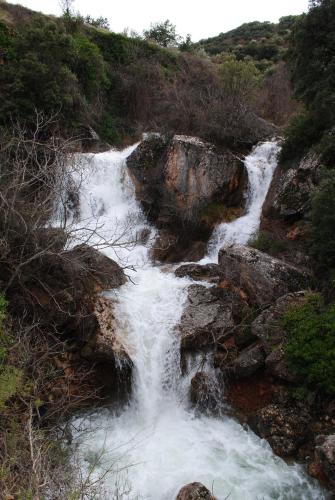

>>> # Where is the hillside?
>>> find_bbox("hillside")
[197,16,299,71]
[0,1,275,150]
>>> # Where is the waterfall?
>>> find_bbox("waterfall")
[72,142,325,499]
[204,140,280,262]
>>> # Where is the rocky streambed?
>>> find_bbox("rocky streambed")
[66,135,333,498]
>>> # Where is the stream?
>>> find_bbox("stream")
[72,141,325,499]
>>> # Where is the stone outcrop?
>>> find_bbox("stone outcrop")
[315,435,335,488]
[190,371,223,413]
[127,134,247,261]
[218,245,311,306]
[262,152,321,221]
[248,403,311,456]
[176,482,216,500]
[81,296,132,370]
[177,285,241,351]
[224,344,265,379]
[175,263,221,282]
[251,291,309,382]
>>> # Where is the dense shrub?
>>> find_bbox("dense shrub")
[309,170,335,273]
[283,294,335,396]
[197,18,299,70]
[249,232,286,256]
[282,0,335,161]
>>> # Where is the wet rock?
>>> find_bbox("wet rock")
[263,152,321,221]
[151,231,206,263]
[127,134,247,260]
[81,126,111,153]
[315,435,335,488]
[176,482,216,500]
[65,244,127,292]
[264,347,296,383]
[127,134,246,223]
[225,344,265,379]
[178,285,237,351]
[251,291,309,353]
[218,245,310,306]
[248,403,311,457]
[175,263,221,281]
[190,371,222,412]
[81,296,132,369]
[251,292,309,382]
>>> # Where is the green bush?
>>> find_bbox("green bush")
[249,232,286,256]
[280,110,323,162]
[282,0,335,161]
[310,170,335,272]
[283,293,335,395]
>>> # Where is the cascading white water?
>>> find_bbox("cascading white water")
[72,143,326,499]
[205,140,281,262]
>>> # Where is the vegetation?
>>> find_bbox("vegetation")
[249,232,286,256]
[143,19,181,47]
[283,294,335,396]
[0,2,287,148]
[197,17,299,72]
[310,170,335,278]
[281,0,335,162]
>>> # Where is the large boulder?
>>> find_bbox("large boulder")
[248,403,311,457]
[177,285,241,351]
[315,435,335,489]
[81,296,132,370]
[251,292,309,382]
[262,152,321,221]
[224,344,266,379]
[175,263,221,282]
[176,482,216,500]
[127,134,247,260]
[218,245,310,306]
[190,371,223,413]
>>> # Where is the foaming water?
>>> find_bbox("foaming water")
[72,142,326,499]
[204,140,280,262]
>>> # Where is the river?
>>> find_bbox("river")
[71,140,325,499]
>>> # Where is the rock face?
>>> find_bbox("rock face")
[315,435,335,488]
[127,134,247,261]
[177,285,238,351]
[81,296,132,369]
[262,152,321,221]
[248,403,311,456]
[175,263,221,282]
[176,482,216,500]
[218,245,310,306]
[225,344,265,379]
[190,371,223,413]
[251,292,309,382]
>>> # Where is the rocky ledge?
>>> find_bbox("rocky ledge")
[127,134,247,261]
[175,245,334,492]
[176,482,216,500]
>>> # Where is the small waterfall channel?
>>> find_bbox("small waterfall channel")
[71,141,325,499]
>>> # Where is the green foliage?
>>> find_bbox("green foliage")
[0,295,24,409]
[219,54,260,100]
[71,34,107,98]
[83,15,110,30]
[283,0,335,160]
[143,19,181,47]
[283,293,335,395]
[0,366,23,409]
[197,19,299,70]
[310,170,335,272]
[249,232,286,256]
[280,110,324,161]
[0,294,8,365]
